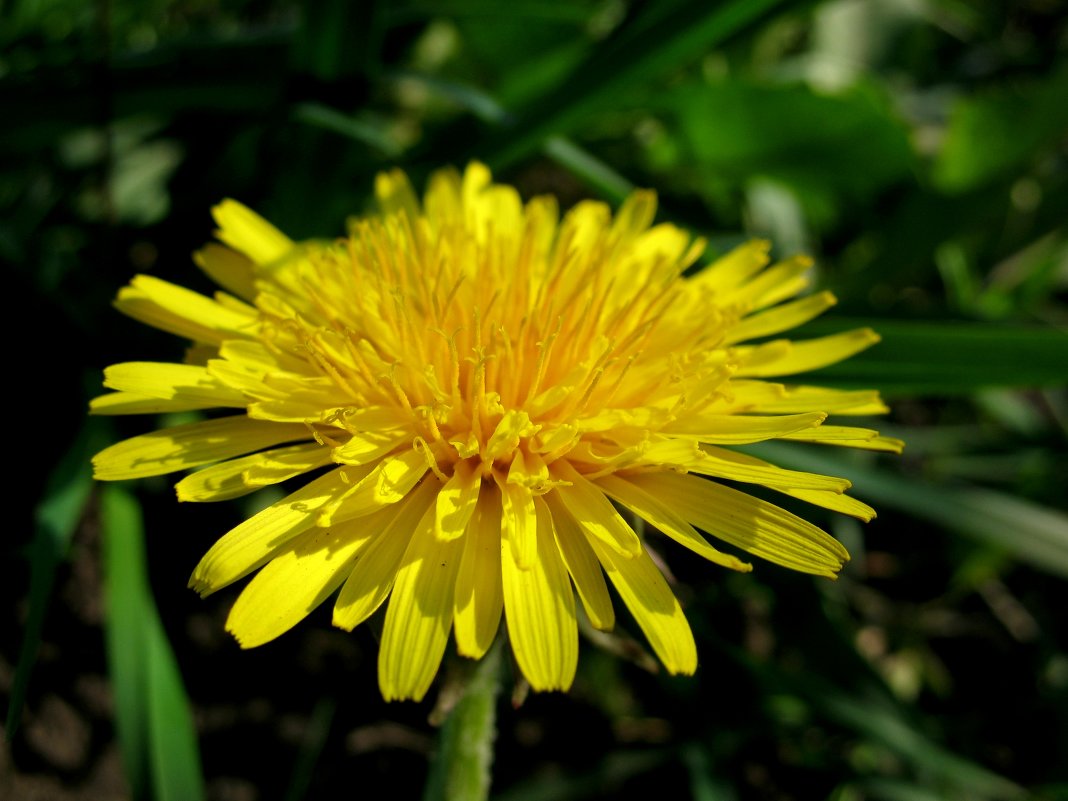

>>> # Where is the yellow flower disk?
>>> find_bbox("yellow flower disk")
[92,163,902,701]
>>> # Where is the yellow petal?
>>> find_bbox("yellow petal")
[175,443,332,502]
[115,274,258,343]
[89,391,215,416]
[684,448,877,521]
[483,410,538,462]
[749,386,888,416]
[333,480,439,631]
[218,339,309,375]
[595,473,752,572]
[501,496,577,692]
[498,478,537,570]
[551,460,642,559]
[317,448,428,526]
[662,411,827,444]
[378,495,465,702]
[93,417,309,480]
[375,168,420,220]
[454,485,504,658]
[735,329,880,378]
[726,290,837,344]
[188,468,348,595]
[691,239,771,292]
[103,362,247,408]
[194,242,258,301]
[628,472,848,577]
[687,445,852,492]
[226,518,384,648]
[506,449,551,492]
[722,254,813,310]
[423,165,463,226]
[212,199,294,265]
[332,429,412,466]
[434,461,481,541]
[585,534,697,675]
[206,359,283,401]
[785,488,876,522]
[544,493,614,631]
[781,426,905,453]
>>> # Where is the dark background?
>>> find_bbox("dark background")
[3,1,1068,799]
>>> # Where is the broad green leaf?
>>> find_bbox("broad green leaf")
[666,80,915,203]
[101,486,205,801]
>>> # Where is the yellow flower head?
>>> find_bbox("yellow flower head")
[92,163,901,701]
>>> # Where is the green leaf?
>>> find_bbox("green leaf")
[478,0,800,169]
[6,420,105,737]
[101,486,205,801]
[748,442,1068,580]
[797,318,1068,394]
[666,79,915,202]
[934,63,1068,193]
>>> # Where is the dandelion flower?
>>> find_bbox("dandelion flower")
[92,163,901,701]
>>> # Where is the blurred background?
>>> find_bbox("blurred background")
[3,0,1068,799]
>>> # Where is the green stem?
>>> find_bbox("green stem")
[422,641,503,801]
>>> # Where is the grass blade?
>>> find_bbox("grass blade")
[479,0,799,169]
[101,485,205,801]
[800,318,1068,394]
[6,420,106,737]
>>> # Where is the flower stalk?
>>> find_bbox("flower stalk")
[423,640,503,801]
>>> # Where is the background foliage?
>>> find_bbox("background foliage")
[4,0,1067,799]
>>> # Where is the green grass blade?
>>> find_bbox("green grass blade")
[146,612,206,801]
[714,631,1024,800]
[292,102,403,156]
[798,318,1068,394]
[749,442,1068,578]
[7,420,106,738]
[480,0,799,169]
[382,72,635,203]
[101,485,152,799]
[101,486,205,801]
[809,680,1024,799]
[542,137,634,204]
[283,696,336,801]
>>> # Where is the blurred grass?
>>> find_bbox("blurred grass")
[3,0,1067,799]
[5,419,106,738]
